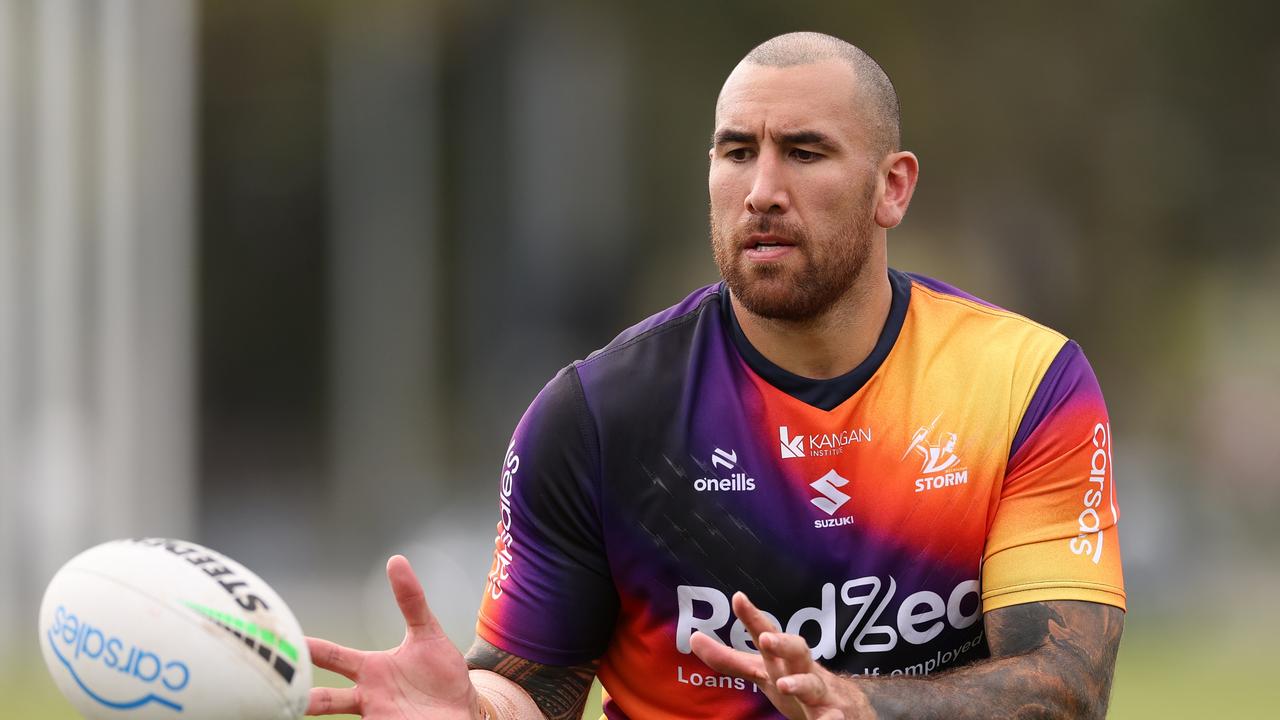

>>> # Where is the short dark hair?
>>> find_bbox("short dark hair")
[743,32,901,155]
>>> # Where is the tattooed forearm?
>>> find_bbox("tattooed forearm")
[858,600,1124,720]
[465,638,599,720]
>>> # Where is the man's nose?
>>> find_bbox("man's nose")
[744,153,790,215]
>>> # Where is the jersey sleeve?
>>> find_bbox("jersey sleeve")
[981,340,1126,613]
[475,365,618,665]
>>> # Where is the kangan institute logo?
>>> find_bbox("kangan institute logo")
[903,414,970,493]
[779,427,805,458]
[780,425,873,459]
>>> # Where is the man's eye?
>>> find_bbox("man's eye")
[792,149,819,162]
[726,148,752,161]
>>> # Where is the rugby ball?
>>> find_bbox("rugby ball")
[39,538,311,719]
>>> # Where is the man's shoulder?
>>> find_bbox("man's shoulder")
[903,271,1069,348]
[899,272,1082,417]
[547,283,723,428]
[576,283,722,370]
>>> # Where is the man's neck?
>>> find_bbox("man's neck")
[730,264,892,381]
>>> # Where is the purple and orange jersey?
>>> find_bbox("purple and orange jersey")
[476,270,1124,719]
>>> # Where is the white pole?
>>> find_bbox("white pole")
[0,0,196,666]
[30,0,88,584]
[0,0,20,656]
[126,0,197,539]
[96,0,141,539]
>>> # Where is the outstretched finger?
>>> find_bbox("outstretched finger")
[692,631,808,718]
[777,672,828,705]
[307,686,361,716]
[733,592,791,682]
[689,631,769,685]
[386,554,445,640]
[307,637,366,679]
[732,591,781,637]
[760,630,816,676]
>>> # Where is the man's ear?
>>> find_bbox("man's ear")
[876,151,919,229]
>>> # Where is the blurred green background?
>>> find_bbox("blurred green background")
[2,0,1277,717]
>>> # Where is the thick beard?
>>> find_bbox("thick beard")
[710,206,876,323]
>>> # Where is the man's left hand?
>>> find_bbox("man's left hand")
[689,591,873,720]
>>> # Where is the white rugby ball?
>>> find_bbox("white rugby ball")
[39,538,312,719]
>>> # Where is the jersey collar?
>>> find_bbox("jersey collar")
[721,268,912,411]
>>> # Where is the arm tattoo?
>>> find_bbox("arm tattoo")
[859,600,1124,720]
[465,637,599,720]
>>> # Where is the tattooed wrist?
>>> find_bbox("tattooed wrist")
[858,601,1123,720]
[465,638,599,720]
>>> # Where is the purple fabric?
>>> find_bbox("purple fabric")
[1008,340,1089,460]
[587,284,720,356]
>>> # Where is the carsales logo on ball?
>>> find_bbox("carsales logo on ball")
[45,604,191,711]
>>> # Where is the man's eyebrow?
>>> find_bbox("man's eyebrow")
[711,128,840,150]
[775,130,838,149]
[712,128,755,146]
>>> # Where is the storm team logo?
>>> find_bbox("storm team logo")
[903,413,959,473]
[903,414,969,493]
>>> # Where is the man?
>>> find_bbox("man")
[307,31,1125,719]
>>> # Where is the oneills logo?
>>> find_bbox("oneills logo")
[696,448,755,492]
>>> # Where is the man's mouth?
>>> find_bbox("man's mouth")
[743,233,796,260]
[745,233,794,250]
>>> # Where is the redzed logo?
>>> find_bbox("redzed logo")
[675,576,981,659]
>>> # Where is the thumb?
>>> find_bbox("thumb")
[386,554,447,641]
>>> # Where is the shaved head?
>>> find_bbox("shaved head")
[732,32,900,157]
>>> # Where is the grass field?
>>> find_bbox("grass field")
[10,615,1272,718]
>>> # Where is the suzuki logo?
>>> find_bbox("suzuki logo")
[780,426,805,459]
[809,470,851,515]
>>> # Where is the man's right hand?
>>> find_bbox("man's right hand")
[307,555,487,719]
